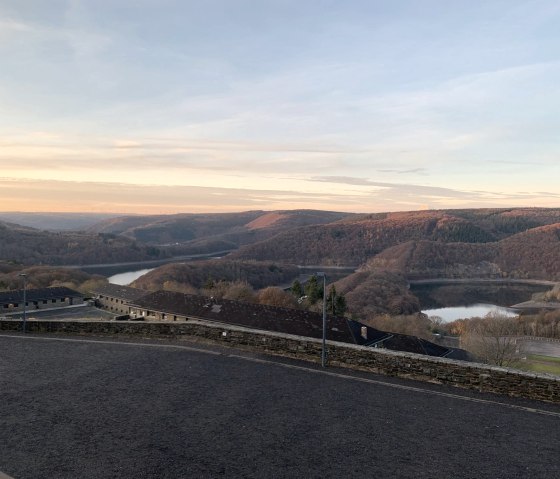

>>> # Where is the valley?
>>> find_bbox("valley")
[2,207,560,328]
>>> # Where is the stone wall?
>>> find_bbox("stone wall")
[1,319,559,403]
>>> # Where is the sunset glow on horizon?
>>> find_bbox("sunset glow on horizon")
[1,1,560,214]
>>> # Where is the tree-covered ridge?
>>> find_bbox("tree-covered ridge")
[364,223,560,281]
[87,209,353,253]
[0,263,107,293]
[131,260,300,292]
[0,221,165,266]
[231,208,560,266]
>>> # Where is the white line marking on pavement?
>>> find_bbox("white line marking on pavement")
[0,471,15,479]
[2,334,560,418]
[227,353,560,418]
[0,333,222,355]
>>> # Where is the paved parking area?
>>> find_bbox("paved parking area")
[1,333,559,478]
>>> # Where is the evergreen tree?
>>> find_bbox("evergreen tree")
[335,293,347,316]
[291,279,304,298]
[326,284,347,316]
[304,275,323,304]
[203,275,215,290]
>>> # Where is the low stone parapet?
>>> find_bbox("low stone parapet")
[1,319,559,403]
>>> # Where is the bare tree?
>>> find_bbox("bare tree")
[460,312,524,367]
[256,287,299,309]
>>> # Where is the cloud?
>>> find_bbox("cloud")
[0,18,33,34]
[0,177,369,214]
[378,168,428,175]
[1,2,560,214]
[114,138,366,154]
[310,175,473,197]
[308,176,560,206]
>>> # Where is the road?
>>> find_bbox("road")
[64,250,233,276]
[409,278,558,286]
[1,334,559,478]
[522,339,560,358]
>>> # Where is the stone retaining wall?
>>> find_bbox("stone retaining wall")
[1,319,559,403]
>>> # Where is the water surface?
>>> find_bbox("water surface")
[108,268,154,285]
[422,304,519,323]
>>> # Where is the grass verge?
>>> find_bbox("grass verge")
[518,354,560,376]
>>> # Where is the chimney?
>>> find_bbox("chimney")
[361,326,368,340]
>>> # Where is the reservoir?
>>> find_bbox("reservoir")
[108,268,154,285]
[422,304,519,322]
[411,281,552,323]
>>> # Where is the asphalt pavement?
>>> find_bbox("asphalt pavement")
[1,333,559,478]
[522,339,560,358]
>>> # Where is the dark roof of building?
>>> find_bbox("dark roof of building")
[130,290,461,359]
[131,290,356,343]
[0,286,83,304]
[348,319,451,356]
[384,334,450,357]
[442,348,474,361]
[91,283,149,302]
[347,320,393,346]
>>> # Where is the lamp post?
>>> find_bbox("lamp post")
[19,273,27,334]
[316,272,327,367]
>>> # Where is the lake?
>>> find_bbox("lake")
[108,268,154,285]
[422,304,519,322]
[411,281,552,322]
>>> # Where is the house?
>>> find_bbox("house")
[88,285,469,360]
[127,290,468,359]
[0,286,84,314]
[90,283,149,316]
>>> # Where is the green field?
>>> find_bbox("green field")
[518,355,560,376]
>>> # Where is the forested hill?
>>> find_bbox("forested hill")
[131,260,300,292]
[87,209,353,254]
[3,207,560,277]
[230,208,560,266]
[0,212,119,231]
[0,221,166,266]
[363,223,560,281]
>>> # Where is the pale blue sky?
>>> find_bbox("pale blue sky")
[1,0,559,213]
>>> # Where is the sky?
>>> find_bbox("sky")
[1,0,559,214]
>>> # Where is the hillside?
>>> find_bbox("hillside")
[363,223,560,281]
[88,209,353,254]
[230,208,560,266]
[0,221,166,266]
[131,260,300,291]
[333,271,421,316]
[0,263,107,292]
[0,212,119,231]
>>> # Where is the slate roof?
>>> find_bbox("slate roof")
[91,283,149,302]
[130,290,464,359]
[0,286,83,304]
[131,290,356,343]
[349,319,452,356]
[385,334,450,357]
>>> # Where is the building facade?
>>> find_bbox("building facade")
[0,286,84,315]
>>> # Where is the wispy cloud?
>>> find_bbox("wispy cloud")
[0,177,370,214]
[1,2,560,213]
[309,176,560,206]
[378,168,428,175]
